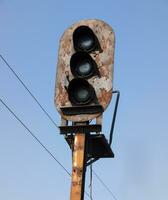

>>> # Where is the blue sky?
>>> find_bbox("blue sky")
[0,0,168,200]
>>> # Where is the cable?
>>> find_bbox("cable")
[0,54,59,129]
[93,170,118,200]
[0,98,70,175]
[0,98,91,199]
[89,164,93,200]
[1,55,117,200]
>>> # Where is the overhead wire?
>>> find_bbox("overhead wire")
[0,54,59,129]
[0,98,70,176]
[0,98,91,199]
[93,170,118,200]
[1,54,118,200]
[89,164,93,200]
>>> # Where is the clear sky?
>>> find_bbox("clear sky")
[0,1,168,200]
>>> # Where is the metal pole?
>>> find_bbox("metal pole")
[70,133,87,200]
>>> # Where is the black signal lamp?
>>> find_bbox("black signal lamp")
[70,52,98,78]
[68,78,96,105]
[73,26,100,52]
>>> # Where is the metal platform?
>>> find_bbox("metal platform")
[60,105,104,115]
[65,134,114,159]
[59,124,102,134]
[87,134,114,158]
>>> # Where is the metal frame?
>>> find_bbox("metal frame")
[109,90,120,145]
[86,90,120,166]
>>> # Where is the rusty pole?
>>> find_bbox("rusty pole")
[70,133,87,200]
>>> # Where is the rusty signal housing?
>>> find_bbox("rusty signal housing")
[54,19,115,122]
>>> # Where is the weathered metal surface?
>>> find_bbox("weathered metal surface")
[55,19,115,122]
[59,124,102,134]
[60,104,103,115]
[65,134,114,159]
[70,134,86,200]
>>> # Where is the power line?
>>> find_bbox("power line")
[89,164,93,200]
[0,98,91,199]
[93,170,118,200]
[0,98,70,176]
[0,54,59,129]
[1,54,118,200]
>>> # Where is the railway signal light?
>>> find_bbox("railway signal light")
[55,19,115,125]
[54,19,119,200]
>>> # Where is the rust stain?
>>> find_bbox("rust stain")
[72,167,83,177]
[57,83,68,106]
[98,89,112,108]
[72,180,82,187]
[99,66,110,79]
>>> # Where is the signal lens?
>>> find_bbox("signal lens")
[70,52,96,78]
[68,78,95,105]
[73,26,97,52]
[74,87,90,103]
